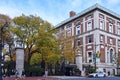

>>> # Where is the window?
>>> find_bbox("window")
[100,35,104,42]
[76,26,80,35]
[89,59,92,63]
[110,38,113,45]
[109,23,113,33]
[99,14,104,19]
[87,21,92,31]
[117,22,120,35]
[110,49,113,63]
[100,20,104,30]
[88,52,92,57]
[67,29,71,36]
[88,35,92,43]
[87,15,92,20]
[77,39,80,46]
[118,40,120,47]
[88,52,93,63]
[76,20,80,26]
[66,24,71,36]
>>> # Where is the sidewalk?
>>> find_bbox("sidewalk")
[2,76,83,80]
[2,76,58,80]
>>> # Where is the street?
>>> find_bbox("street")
[58,77,120,80]
[2,76,120,80]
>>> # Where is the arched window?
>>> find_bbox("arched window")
[110,49,113,63]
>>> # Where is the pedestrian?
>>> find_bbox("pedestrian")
[15,70,19,78]
[21,70,25,79]
[108,71,110,76]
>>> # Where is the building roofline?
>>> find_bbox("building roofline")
[56,3,120,28]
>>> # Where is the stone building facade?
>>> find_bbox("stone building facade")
[56,4,120,76]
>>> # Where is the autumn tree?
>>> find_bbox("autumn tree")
[58,30,76,64]
[0,14,14,60]
[35,22,61,69]
[11,14,42,66]
[11,14,61,67]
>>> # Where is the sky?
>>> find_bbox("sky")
[0,0,120,26]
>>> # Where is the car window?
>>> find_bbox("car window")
[98,72,103,74]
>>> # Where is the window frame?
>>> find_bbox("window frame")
[100,35,104,42]
[76,25,81,35]
[77,39,80,46]
[87,21,92,31]
[110,38,113,45]
[118,40,120,47]
[117,22,120,35]
[109,22,113,33]
[88,35,92,43]
[99,20,104,30]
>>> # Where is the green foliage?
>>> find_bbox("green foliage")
[30,53,42,66]
[25,67,44,76]
[74,68,80,72]
[11,14,61,67]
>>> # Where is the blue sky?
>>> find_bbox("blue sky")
[0,0,120,26]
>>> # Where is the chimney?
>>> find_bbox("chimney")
[70,11,76,17]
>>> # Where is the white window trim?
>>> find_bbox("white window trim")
[99,20,104,30]
[87,51,93,63]
[77,39,80,46]
[67,28,71,36]
[117,22,120,35]
[100,35,104,42]
[118,40,120,47]
[109,23,113,33]
[110,38,113,45]
[88,35,92,43]
[87,20,92,31]
[76,25,81,35]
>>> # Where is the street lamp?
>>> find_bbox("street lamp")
[0,22,8,80]
[7,38,15,76]
[94,42,97,72]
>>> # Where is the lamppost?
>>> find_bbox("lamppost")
[0,22,8,80]
[7,38,15,76]
[94,42,97,72]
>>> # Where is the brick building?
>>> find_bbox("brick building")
[56,4,120,76]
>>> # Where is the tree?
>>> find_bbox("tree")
[11,14,61,67]
[58,30,76,64]
[35,22,61,69]
[11,14,43,66]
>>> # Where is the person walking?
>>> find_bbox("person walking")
[15,70,19,80]
[21,70,25,79]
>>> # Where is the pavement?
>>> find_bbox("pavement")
[2,76,118,80]
[2,76,82,80]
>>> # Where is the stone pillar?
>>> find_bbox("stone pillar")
[16,48,24,77]
[76,53,84,76]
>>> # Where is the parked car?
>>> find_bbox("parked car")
[88,71,107,77]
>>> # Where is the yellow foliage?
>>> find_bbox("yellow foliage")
[30,53,41,65]
[2,48,6,54]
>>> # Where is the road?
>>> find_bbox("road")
[2,76,120,80]
[58,77,120,80]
